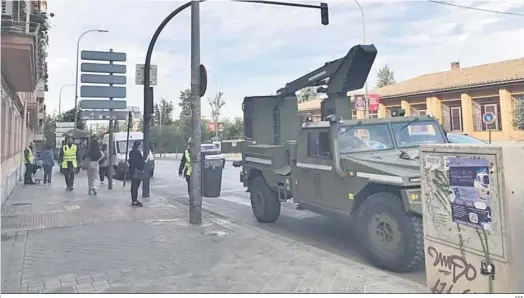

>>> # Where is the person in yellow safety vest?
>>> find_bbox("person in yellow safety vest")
[178,137,192,197]
[59,136,80,191]
[24,142,36,185]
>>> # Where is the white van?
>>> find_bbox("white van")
[102,132,155,180]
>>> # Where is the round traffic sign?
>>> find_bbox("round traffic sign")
[482,112,496,125]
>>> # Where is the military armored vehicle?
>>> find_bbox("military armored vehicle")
[232,44,449,273]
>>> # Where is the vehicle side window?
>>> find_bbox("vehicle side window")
[307,131,331,159]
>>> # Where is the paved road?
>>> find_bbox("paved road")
[150,160,426,285]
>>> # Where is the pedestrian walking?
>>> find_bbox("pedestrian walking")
[128,140,144,207]
[99,143,109,184]
[59,136,80,191]
[85,136,105,196]
[42,144,55,184]
[24,142,36,185]
[178,138,192,198]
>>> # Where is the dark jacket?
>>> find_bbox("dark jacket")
[128,148,144,172]
[178,149,191,177]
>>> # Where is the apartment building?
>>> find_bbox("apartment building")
[1,0,49,203]
[298,58,524,142]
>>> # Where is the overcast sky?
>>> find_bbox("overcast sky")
[46,0,524,120]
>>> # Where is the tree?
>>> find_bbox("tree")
[178,89,192,139]
[297,87,318,102]
[57,108,84,130]
[153,97,174,126]
[376,65,396,88]
[513,96,524,130]
[43,114,57,147]
[222,117,243,139]
[208,92,225,125]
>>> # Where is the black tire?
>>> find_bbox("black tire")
[149,169,154,177]
[356,192,424,273]
[250,177,281,223]
[114,167,124,181]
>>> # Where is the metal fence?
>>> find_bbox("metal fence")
[472,97,502,131]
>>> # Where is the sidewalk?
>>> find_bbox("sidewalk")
[1,171,428,294]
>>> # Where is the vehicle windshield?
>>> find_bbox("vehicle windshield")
[117,140,142,153]
[391,120,446,148]
[447,133,486,144]
[338,123,394,153]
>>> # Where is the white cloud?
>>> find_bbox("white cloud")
[46,0,524,121]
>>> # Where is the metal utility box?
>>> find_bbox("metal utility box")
[420,144,524,294]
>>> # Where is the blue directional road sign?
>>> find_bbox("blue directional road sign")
[81,50,126,62]
[81,63,126,74]
[482,112,496,125]
[79,100,126,110]
[81,86,126,98]
[81,74,126,85]
[79,49,127,110]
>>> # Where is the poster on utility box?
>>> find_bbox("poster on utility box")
[447,157,493,230]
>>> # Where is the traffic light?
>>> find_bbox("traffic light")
[320,3,329,25]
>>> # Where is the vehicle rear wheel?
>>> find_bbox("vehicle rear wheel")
[250,177,281,223]
[356,192,424,273]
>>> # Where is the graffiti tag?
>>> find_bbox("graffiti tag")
[427,246,477,283]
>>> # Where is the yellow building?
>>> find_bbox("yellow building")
[298,59,524,142]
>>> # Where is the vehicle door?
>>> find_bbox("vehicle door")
[294,129,336,209]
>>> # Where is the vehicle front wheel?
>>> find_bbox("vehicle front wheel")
[356,192,424,273]
[250,177,281,223]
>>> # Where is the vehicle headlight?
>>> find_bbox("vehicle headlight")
[407,190,421,202]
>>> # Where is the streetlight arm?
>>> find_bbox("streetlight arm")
[353,0,365,44]
[73,29,109,126]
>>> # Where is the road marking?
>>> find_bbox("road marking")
[218,196,251,207]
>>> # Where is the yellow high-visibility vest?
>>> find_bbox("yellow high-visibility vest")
[27,147,34,164]
[62,144,78,168]
[184,149,192,176]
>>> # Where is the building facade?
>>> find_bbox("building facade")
[1,0,49,204]
[298,58,524,142]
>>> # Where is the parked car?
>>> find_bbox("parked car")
[446,133,487,144]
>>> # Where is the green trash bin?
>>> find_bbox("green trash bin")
[201,155,225,197]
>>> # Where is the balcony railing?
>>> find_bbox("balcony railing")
[1,19,41,38]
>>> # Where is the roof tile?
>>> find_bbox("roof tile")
[373,57,524,98]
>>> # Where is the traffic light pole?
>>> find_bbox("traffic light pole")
[142,0,328,220]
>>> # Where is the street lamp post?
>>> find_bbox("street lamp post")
[353,0,369,118]
[73,29,109,127]
[59,83,75,115]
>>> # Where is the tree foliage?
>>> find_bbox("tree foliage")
[153,98,174,126]
[57,108,84,130]
[43,115,56,147]
[178,89,192,139]
[376,65,396,88]
[297,87,318,103]
[208,92,225,123]
[513,96,524,130]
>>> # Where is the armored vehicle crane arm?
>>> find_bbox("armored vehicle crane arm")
[276,44,378,98]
